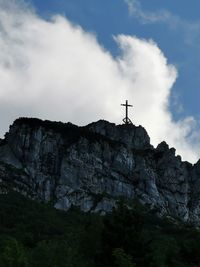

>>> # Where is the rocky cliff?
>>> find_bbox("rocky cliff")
[1,118,200,225]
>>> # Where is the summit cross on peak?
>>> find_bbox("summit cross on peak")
[121,100,133,125]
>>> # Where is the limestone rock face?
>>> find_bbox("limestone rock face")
[0,117,200,224]
[87,120,151,150]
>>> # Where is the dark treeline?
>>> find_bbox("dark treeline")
[0,192,200,267]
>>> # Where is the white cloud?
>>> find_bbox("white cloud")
[0,0,200,163]
[124,0,200,46]
[124,0,173,24]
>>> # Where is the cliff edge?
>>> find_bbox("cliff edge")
[0,118,200,225]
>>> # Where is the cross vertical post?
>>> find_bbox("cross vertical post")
[121,100,133,125]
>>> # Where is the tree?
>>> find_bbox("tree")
[0,237,29,267]
[113,248,135,267]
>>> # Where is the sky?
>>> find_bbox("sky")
[0,0,200,163]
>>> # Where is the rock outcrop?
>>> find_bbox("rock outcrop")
[0,117,200,224]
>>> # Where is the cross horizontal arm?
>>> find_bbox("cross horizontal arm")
[121,104,133,107]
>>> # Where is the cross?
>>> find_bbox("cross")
[121,100,133,124]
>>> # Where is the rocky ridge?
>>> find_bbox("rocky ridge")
[0,118,200,225]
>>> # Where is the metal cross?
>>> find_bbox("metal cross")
[121,100,133,124]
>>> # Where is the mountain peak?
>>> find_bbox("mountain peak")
[0,117,200,225]
[87,119,151,150]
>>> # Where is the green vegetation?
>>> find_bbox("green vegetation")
[0,192,200,267]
